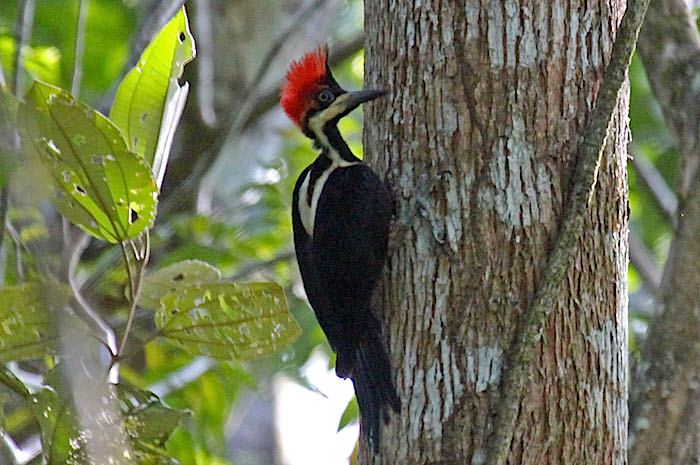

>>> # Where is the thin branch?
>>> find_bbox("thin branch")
[247,0,328,95]
[630,147,678,226]
[194,0,216,127]
[0,189,10,269]
[485,0,652,462]
[66,231,118,357]
[637,0,700,194]
[229,251,295,281]
[118,232,150,356]
[0,62,6,88]
[12,0,35,96]
[71,0,89,98]
[629,229,661,296]
[0,0,35,276]
[240,32,365,132]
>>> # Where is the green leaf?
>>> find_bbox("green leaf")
[137,260,221,309]
[118,385,190,461]
[155,282,301,360]
[110,6,196,188]
[338,396,359,431]
[0,282,67,363]
[19,81,158,243]
[30,378,186,465]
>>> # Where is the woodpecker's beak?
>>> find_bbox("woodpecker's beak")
[342,90,387,112]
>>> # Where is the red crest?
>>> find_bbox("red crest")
[281,46,328,127]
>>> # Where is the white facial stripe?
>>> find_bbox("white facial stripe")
[297,161,359,237]
[308,94,353,165]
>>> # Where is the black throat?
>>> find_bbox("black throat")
[314,123,361,164]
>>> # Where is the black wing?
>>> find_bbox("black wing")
[311,164,392,330]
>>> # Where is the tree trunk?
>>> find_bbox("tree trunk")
[363,1,629,464]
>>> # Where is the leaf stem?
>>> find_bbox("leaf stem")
[118,231,150,355]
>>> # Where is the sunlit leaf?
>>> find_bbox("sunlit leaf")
[0,282,68,363]
[137,260,221,309]
[110,6,196,188]
[19,81,158,243]
[155,282,301,360]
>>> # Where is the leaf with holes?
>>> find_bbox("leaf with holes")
[110,6,195,188]
[136,260,221,309]
[0,282,68,363]
[155,282,300,360]
[19,81,158,243]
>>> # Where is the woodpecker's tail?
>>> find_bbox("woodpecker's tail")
[350,317,400,450]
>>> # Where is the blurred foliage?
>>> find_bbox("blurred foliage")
[0,0,686,464]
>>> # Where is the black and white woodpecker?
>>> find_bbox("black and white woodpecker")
[281,46,400,446]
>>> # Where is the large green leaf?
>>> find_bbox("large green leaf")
[110,6,196,188]
[137,259,221,309]
[19,81,158,243]
[155,282,301,360]
[0,282,67,363]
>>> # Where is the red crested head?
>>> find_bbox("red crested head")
[281,46,329,128]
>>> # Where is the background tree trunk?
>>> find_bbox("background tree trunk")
[363,1,629,463]
[629,0,700,463]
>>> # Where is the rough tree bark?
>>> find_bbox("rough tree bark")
[363,1,629,464]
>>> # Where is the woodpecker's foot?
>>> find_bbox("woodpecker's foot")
[403,170,460,255]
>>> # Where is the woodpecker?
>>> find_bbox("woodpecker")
[281,46,400,447]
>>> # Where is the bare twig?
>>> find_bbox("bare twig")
[630,147,678,226]
[485,0,652,462]
[629,229,661,296]
[71,0,89,98]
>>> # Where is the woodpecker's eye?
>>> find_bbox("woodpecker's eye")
[317,89,334,105]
